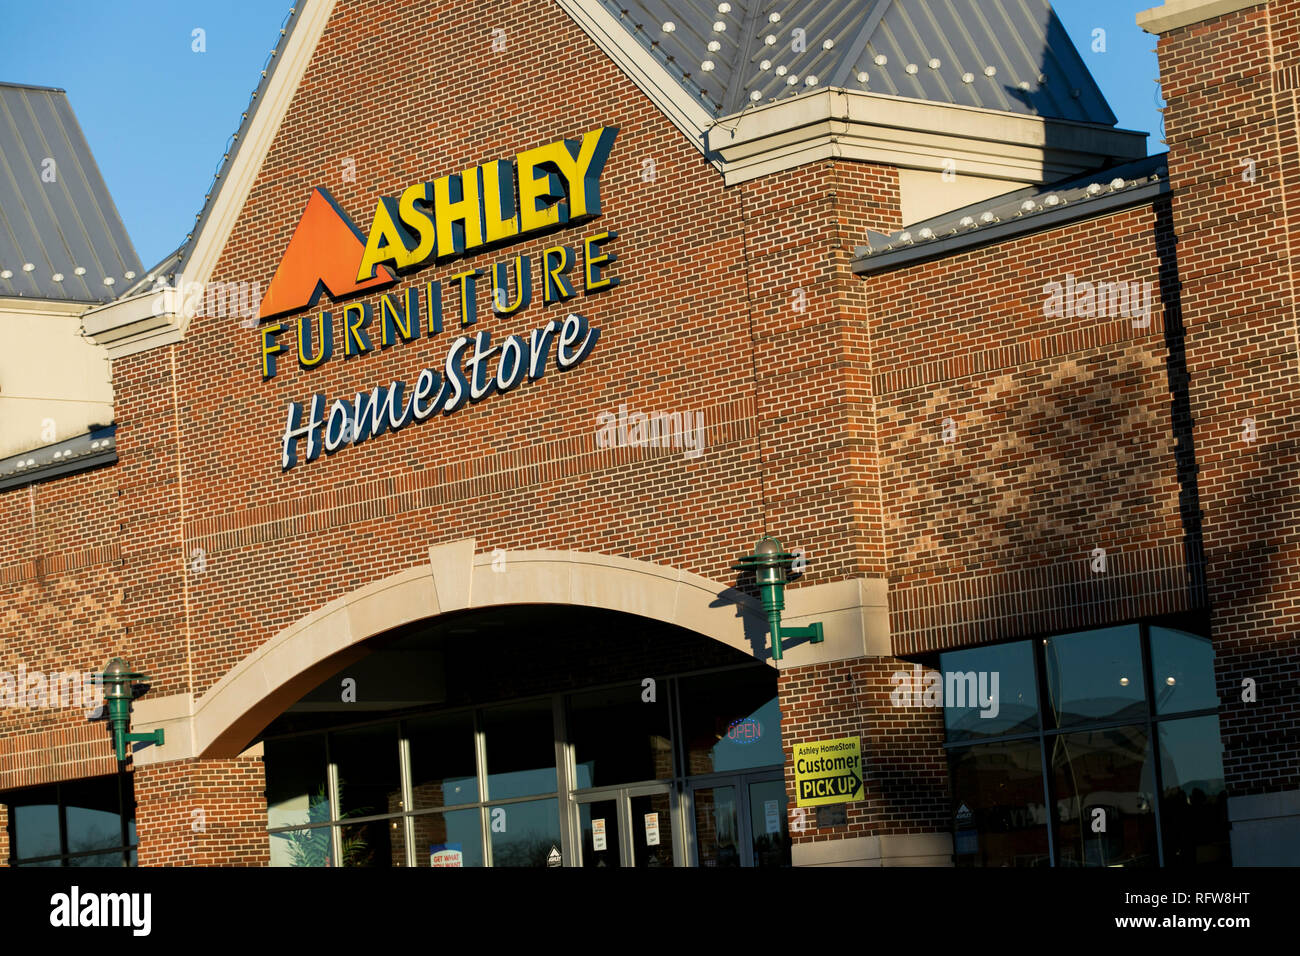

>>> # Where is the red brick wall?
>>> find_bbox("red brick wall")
[780,658,949,850]
[1154,0,1300,796]
[134,757,269,866]
[3,0,1261,869]
[0,463,121,795]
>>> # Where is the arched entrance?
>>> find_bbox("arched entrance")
[191,542,770,760]
[257,603,789,867]
[181,543,787,867]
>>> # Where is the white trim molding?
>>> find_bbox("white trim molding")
[706,90,1149,187]
[130,539,892,761]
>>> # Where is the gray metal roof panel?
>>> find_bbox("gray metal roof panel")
[853,152,1170,273]
[0,424,117,493]
[0,82,141,303]
[599,0,1117,124]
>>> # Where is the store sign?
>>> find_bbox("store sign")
[727,716,763,744]
[793,736,865,807]
[429,843,463,867]
[255,127,621,471]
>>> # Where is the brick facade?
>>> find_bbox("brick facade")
[1,0,1295,867]
[1154,1,1300,798]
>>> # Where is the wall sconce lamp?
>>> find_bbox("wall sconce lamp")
[732,537,824,661]
[99,657,164,763]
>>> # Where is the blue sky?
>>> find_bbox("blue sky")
[0,1,1164,268]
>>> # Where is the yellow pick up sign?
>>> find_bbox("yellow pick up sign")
[794,737,865,807]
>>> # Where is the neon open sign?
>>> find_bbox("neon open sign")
[727,717,763,744]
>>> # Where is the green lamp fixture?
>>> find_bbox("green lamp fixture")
[732,537,825,662]
[99,657,164,763]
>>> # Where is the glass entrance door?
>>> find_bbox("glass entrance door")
[688,771,790,867]
[573,785,678,867]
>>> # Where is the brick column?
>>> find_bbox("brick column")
[1146,0,1300,862]
[779,658,951,866]
[133,757,269,866]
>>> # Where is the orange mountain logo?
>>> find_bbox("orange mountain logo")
[257,187,396,320]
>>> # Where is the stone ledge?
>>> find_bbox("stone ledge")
[1137,0,1263,34]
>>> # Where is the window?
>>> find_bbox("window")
[943,623,1228,867]
[4,774,137,867]
[262,662,783,867]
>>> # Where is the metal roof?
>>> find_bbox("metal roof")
[0,424,116,492]
[853,152,1170,274]
[0,82,141,303]
[599,0,1117,123]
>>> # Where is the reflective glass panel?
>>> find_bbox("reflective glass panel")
[488,799,562,867]
[748,779,791,867]
[10,786,60,860]
[579,799,620,868]
[949,739,1050,867]
[1150,628,1220,715]
[338,817,399,867]
[331,723,402,819]
[62,777,124,856]
[693,786,741,867]
[264,735,328,829]
[1051,725,1157,867]
[408,711,479,808]
[269,827,332,867]
[483,700,557,800]
[1045,626,1146,727]
[938,641,1039,741]
[417,808,483,867]
[570,682,672,788]
[631,792,674,868]
[1159,716,1230,866]
[681,668,782,774]
[66,850,128,867]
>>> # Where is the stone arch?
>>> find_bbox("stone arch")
[191,539,766,758]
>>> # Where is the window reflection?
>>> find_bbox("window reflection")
[680,668,783,774]
[1051,726,1158,867]
[939,641,1039,741]
[950,740,1050,866]
[1045,626,1146,727]
[569,682,672,788]
[944,624,1228,868]
[1150,629,1220,715]
[3,776,134,867]
[489,799,562,867]
[408,712,478,808]
[1159,716,1230,866]
[483,700,557,800]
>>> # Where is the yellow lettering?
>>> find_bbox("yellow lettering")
[433,169,485,257]
[480,160,520,245]
[260,323,286,378]
[583,231,618,291]
[398,182,437,267]
[357,198,411,281]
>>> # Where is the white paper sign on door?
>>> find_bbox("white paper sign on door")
[764,799,781,834]
[593,817,607,851]
[644,812,660,846]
